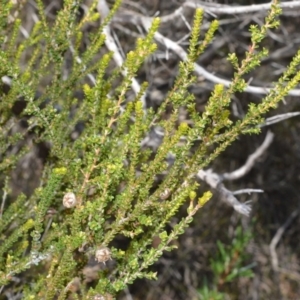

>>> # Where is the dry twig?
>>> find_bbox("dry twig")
[269,209,299,271]
[197,131,274,216]
[113,10,300,97]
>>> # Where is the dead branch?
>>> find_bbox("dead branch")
[197,131,274,216]
[269,209,299,271]
[112,11,300,97]
[223,131,274,181]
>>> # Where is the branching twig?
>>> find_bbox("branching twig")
[223,131,274,181]
[233,188,264,195]
[98,0,147,111]
[183,1,300,16]
[114,13,300,97]
[197,169,252,216]
[120,1,300,24]
[197,131,274,216]
[260,112,300,127]
[270,209,299,271]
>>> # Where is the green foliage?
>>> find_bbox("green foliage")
[0,0,299,298]
[211,227,254,283]
[198,226,254,300]
[198,283,225,300]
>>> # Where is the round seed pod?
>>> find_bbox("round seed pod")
[93,294,113,300]
[95,247,112,264]
[160,188,171,200]
[93,295,105,300]
[63,192,77,208]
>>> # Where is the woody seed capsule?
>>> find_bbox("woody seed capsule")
[63,192,77,208]
[160,188,170,200]
[95,247,112,264]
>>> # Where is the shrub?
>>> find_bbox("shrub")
[0,0,299,299]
